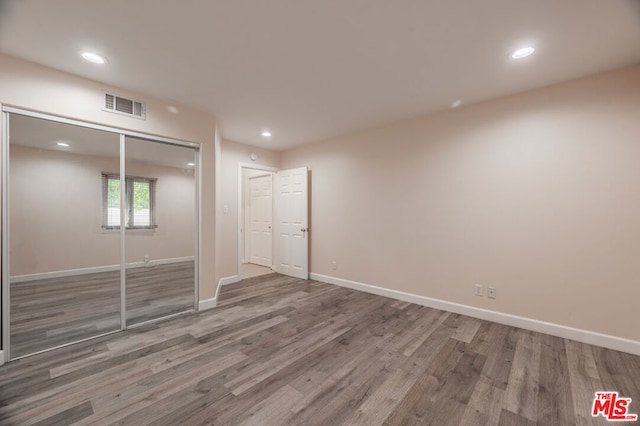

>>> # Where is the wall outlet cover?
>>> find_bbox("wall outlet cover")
[475,284,483,296]
[488,286,497,299]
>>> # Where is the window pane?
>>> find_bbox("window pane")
[132,180,150,226]
[107,178,120,227]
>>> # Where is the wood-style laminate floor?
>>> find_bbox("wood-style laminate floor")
[9,261,195,358]
[1,273,639,425]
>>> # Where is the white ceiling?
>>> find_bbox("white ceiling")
[0,0,639,151]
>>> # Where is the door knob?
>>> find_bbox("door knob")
[301,227,309,233]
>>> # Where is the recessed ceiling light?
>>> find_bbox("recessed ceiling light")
[451,100,463,108]
[511,46,535,59]
[261,131,272,138]
[56,141,70,147]
[187,162,195,167]
[81,51,106,64]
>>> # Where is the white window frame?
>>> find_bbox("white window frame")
[102,173,158,230]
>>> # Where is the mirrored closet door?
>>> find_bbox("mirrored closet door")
[7,114,122,358]
[124,136,197,326]
[4,111,199,360]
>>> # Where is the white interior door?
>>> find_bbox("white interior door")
[274,167,309,279]
[248,174,272,267]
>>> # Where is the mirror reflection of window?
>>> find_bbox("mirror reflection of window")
[102,173,157,229]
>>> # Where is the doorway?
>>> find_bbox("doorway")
[246,173,272,267]
[238,165,277,278]
[237,164,310,282]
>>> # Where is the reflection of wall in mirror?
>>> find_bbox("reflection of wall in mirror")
[9,145,196,277]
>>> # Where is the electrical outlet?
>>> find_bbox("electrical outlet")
[488,286,496,299]
[144,255,150,263]
[223,205,229,214]
[474,284,483,296]
[331,261,337,270]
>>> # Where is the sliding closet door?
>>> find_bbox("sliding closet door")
[8,114,122,358]
[124,137,196,325]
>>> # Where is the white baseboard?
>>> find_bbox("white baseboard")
[214,275,241,300]
[198,297,217,311]
[219,275,241,286]
[11,264,121,283]
[310,273,640,356]
[143,256,195,267]
[10,256,196,283]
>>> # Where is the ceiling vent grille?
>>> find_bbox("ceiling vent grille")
[104,92,146,119]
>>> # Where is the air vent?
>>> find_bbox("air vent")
[103,92,146,119]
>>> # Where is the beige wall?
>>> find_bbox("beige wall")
[9,145,195,276]
[0,53,217,299]
[218,139,280,279]
[282,64,640,342]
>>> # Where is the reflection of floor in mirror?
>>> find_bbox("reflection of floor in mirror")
[9,261,194,358]
[240,263,273,279]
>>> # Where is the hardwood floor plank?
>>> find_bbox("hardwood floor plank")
[237,385,304,426]
[452,316,482,344]
[0,364,152,424]
[93,351,247,425]
[344,367,418,426]
[536,335,576,425]
[0,334,196,410]
[420,350,487,425]
[469,321,519,390]
[593,345,640,403]
[383,338,469,425]
[30,401,94,426]
[284,330,399,424]
[226,325,352,396]
[565,339,605,426]
[459,380,505,426]
[503,331,541,422]
[498,408,536,426]
[398,308,450,357]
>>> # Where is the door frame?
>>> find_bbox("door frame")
[237,163,278,278]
